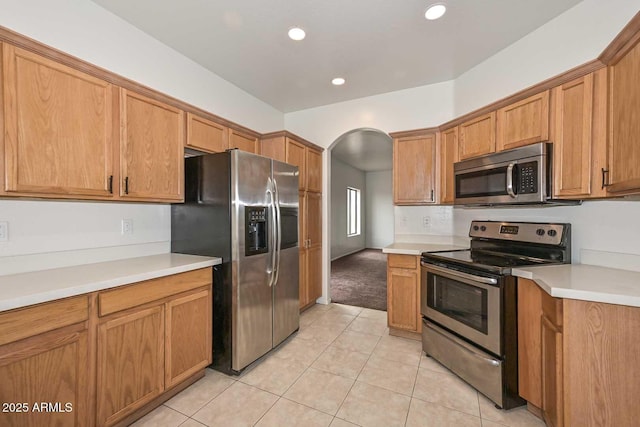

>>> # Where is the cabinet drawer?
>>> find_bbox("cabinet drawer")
[387,254,418,269]
[99,268,211,316]
[0,295,89,346]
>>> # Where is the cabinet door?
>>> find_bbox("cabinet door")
[306,148,322,192]
[387,268,418,332]
[439,127,458,204]
[165,289,211,388]
[306,192,322,248]
[552,71,608,199]
[286,138,307,191]
[496,91,549,151]
[260,136,286,162]
[186,113,228,153]
[517,278,543,407]
[541,314,563,427]
[299,248,308,308]
[307,245,322,303]
[120,89,184,201]
[459,112,496,160]
[608,40,640,194]
[229,129,258,153]
[393,133,436,204]
[97,305,164,427]
[3,45,115,197]
[0,324,88,427]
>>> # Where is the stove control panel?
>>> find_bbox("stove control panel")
[469,221,568,246]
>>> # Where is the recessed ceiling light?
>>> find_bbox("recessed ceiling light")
[288,27,306,41]
[425,3,446,20]
[332,77,346,86]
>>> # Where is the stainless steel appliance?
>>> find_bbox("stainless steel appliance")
[171,150,300,375]
[421,220,571,409]
[454,142,579,206]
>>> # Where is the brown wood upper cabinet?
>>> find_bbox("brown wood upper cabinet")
[2,44,117,198]
[551,69,608,199]
[607,36,640,195]
[459,112,496,160]
[306,147,323,192]
[393,132,437,205]
[439,127,458,204]
[496,91,550,151]
[229,128,258,153]
[120,89,184,202]
[186,112,229,153]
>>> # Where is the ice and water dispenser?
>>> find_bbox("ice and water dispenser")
[245,206,268,256]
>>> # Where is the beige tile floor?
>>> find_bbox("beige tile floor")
[132,303,545,427]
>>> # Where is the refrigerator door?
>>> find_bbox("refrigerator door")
[272,159,300,346]
[232,150,274,371]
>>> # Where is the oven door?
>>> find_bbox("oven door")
[420,262,501,355]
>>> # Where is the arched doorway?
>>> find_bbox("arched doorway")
[328,128,393,310]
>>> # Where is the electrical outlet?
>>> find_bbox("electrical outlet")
[0,221,7,242]
[422,216,431,229]
[121,219,133,235]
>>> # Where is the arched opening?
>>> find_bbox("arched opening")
[328,128,393,310]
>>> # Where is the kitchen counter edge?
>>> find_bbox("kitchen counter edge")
[0,253,222,313]
[512,264,640,308]
[382,242,468,256]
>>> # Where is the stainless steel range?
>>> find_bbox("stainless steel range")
[420,220,571,409]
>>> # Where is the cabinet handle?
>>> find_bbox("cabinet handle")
[124,177,129,194]
[601,168,610,189]
[108,175,113,194]
[430,189,434,202]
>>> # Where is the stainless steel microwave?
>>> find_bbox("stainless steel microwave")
[454,142,577,206]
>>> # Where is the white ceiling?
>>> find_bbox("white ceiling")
[331,129,393,172]
[91,0,582,113]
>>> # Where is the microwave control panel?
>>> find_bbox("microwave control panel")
[517,162,538,194]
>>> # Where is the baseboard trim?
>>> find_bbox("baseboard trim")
[331,247,382,262]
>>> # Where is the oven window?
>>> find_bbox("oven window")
[456,166,508,198]
[428,275,488,334]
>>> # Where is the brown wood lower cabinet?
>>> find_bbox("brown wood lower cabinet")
[386,254,421,334]
[97,306,165,426]
[0,323,89,427]
[518,278,640,426]
[0,268,212,427]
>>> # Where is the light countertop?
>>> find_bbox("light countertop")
[512,264,640,308]
[382,242,468,256]
[0,253,221,313]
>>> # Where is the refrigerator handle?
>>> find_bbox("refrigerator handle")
[273,177,282,286]
[266,177,276,287]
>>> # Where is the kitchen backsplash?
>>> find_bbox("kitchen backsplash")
[395,199,640,266]
[0,200,170,276]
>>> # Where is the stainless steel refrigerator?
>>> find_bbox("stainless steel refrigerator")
[171,150,299,374]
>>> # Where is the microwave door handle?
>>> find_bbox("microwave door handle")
[506,163,517,198]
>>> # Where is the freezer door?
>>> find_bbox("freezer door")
[231,150,274,371]
[272,159,300,346]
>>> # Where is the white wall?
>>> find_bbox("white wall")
[0,0,286,275]
[454,0,640,116]
[393,200,640,264]
[331,158,366,260]
[0,0,283,133]
[285,80,455,148]
[0,200,169,275]
[365,171,394,249]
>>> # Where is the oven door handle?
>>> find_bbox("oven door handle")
[425,321,501,367]
[421,262,498,285]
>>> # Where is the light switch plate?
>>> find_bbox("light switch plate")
[0,221,7,242]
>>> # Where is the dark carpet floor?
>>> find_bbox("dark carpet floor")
[330,249,387,311]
